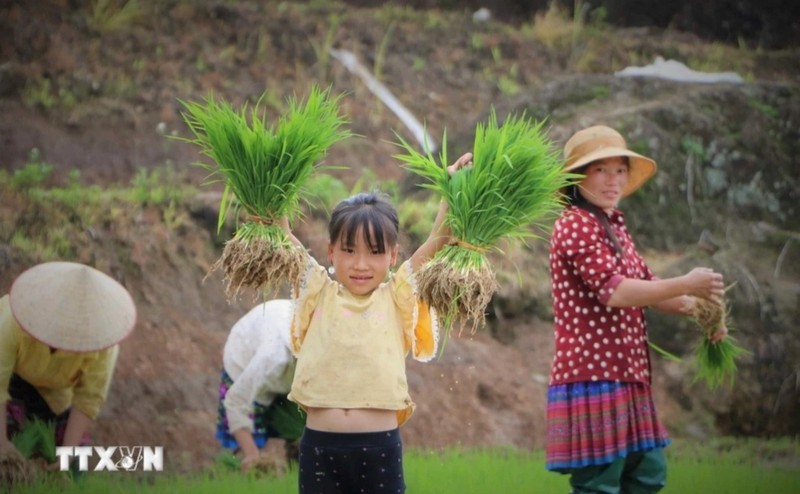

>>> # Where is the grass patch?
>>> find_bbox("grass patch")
[10,441,799,493]
[87,0,143,34]
[0,162,197,261]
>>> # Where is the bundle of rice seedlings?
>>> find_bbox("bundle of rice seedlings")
[1,418,55,489]
[0,446,35,491]
[264,396,306,442]
[22,419,56,464]
[394,110,571,337]
[691,297,749,389]
[179,85,350,297]
[251,447,288,477]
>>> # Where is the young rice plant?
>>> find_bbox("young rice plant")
[178,85,350,298]
[691,295,749,389]
[1,419,57,490]
[395,110,571,343]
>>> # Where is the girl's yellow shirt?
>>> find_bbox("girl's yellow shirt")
[288,257,438,426]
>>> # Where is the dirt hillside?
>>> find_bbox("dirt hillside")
[1,0,798,471]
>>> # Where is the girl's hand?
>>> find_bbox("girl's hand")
[410,152,472,270]
[447,152,473,176]
[278,216,305,249]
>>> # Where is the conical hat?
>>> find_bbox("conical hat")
[9,262,137,352]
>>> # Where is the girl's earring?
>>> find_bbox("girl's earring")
[327,266,335,275]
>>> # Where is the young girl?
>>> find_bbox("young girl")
[279,152,472,494]
[546,126,728,493]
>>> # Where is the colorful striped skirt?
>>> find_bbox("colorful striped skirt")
[545,381,670,472]
[216,369,274,450]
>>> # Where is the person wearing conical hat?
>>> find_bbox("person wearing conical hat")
[545,126,729,493]
[0,262,136,461]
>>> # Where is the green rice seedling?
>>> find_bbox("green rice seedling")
[10,426,40,461]
[214,451,241,471]
[263,397,306,442]
[691,296,749,389]
[2,418,57,490]
[178,85,350,298]
[394,110,571,340]
[406,448,569,493]
[12,418,57,464]
[648,340,682,362]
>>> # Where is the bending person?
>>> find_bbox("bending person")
[1,262,136,461]
[216,299,304,473]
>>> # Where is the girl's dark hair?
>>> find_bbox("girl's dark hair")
[565,160,628,257]
[329,191,399,253]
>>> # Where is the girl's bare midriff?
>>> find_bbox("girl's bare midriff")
[306,407,398,432]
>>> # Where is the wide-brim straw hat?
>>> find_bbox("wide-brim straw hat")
[563,125,657,197]
[9,262,137,352]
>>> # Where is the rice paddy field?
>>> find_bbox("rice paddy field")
[11,438,799,494]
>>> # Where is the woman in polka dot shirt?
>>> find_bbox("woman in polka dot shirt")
[545,126,728,493]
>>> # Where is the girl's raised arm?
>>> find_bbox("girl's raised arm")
[279,216,305,250]
[410,152,472,271]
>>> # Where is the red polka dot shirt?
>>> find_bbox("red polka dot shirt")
[549,206,657,386]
